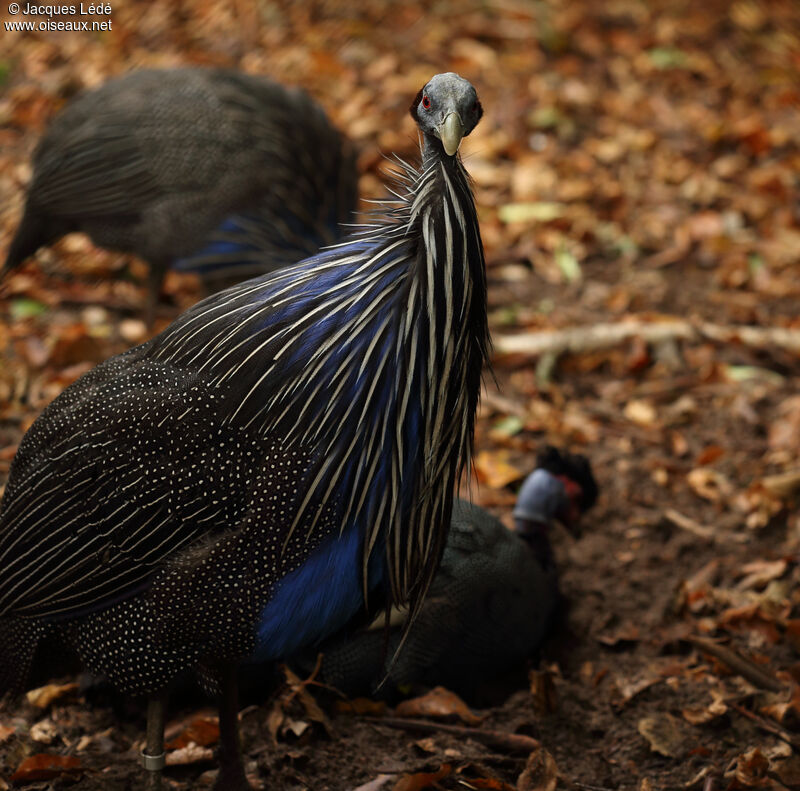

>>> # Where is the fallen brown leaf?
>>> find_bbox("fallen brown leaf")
[717,605,782,645]
[10,754,82,783]
[663,509,714,542]
[687,467,734,501]
[725,747,771,787]
[165,715,220,750]
[785,621,800,653]
[760,682,800,725]
[612,674,661,708]
[467,777,516,790]
[165,742,215,766]
[624,398,658,426]
[284,664,332,735]
[473,449,524,489]
[395,686,482,725]
[695,444,725,465]
[637,714,687,758]
[283,718,311,738]
[413,737,438,754]
[736,559,788,591]
[682,690,728,725]
[30,720,58,744]
[267,663,333,743]
[25,681,79,708]
[516,747,558,791]
[393,763,451,791]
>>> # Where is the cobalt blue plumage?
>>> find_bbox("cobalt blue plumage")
[0,73,488,790]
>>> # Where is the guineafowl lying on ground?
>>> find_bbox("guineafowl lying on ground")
[80,448,596,708]
[302,447,597,699]
[0,73,487,790]
[4,67,358,321]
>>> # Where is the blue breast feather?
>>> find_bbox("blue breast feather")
[251,524,385,661]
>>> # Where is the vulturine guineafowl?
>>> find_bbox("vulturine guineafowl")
[303,447,597,699]
[0,74,487,790]
[4,67,358,322]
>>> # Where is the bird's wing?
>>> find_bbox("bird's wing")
[27,69,264,220]
[29,119,160,218]
[0,347,261,620]
[0,221,411,622]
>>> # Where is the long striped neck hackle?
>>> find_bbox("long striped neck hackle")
[385,75,489,618]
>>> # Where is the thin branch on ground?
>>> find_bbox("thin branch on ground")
[730,702,800,752]
[493,319,800,357]
[361,716,539,753]
[688,636,786,693]
[663,509,715,542]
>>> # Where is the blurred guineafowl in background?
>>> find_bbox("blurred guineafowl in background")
[4,67,358,322]
[0,73,487,790]
[305,447,597,700]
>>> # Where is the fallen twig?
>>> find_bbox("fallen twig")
[688,636,786,693]
[493,319,800,357]
[494,319,694,356]
[663,509,747,545]
[730,702,800,751]
[361,716,539,753]
[663,509,715,542]
[697,322,800,354]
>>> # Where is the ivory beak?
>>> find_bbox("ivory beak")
[439,112,465,156]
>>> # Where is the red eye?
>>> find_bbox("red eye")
[422,95,431,110]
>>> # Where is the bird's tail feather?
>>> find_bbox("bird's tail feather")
[4,211,47,273]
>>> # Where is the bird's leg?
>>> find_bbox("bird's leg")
[213,662,250,791]
[142,694,166,791]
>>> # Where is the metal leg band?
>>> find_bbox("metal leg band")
[141,750,166,771]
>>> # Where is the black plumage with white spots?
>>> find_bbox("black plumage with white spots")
[0,74,489,728]
[4,67,358,311]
